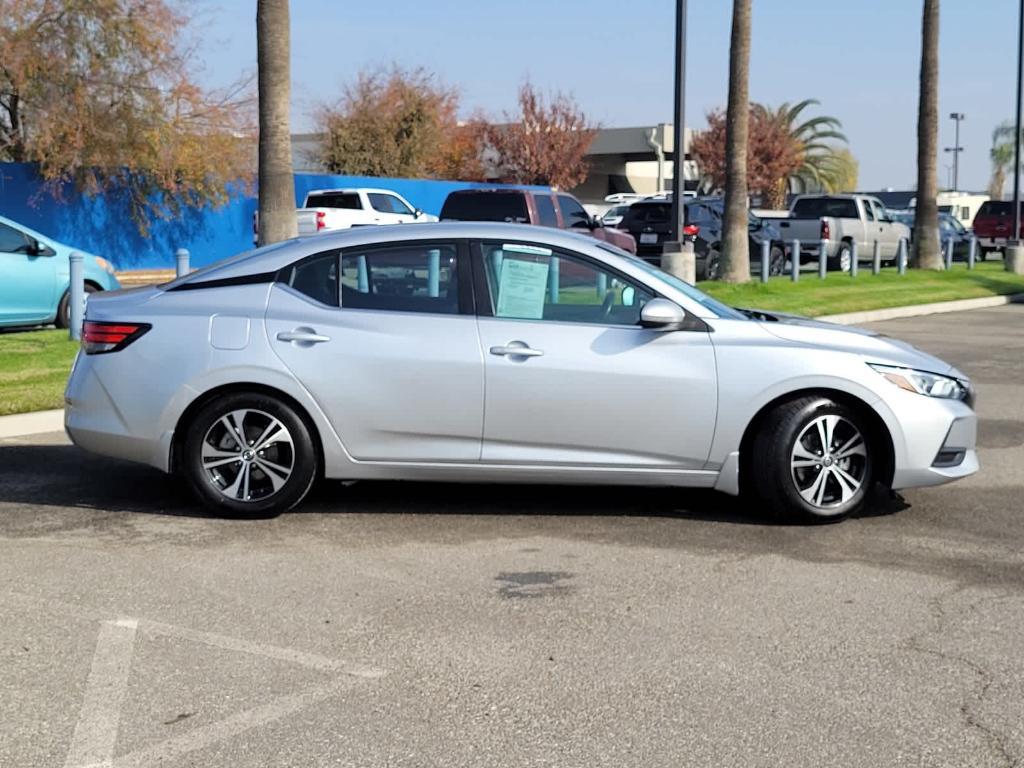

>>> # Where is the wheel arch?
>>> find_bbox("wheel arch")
[737,387,895,494]
[169,381,325,476]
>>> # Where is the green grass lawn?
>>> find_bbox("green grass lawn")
[0,329,79,417]
[701,261,1024,317]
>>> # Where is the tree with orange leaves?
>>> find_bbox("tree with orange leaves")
[488,83,596,190]
[0,0,254,232]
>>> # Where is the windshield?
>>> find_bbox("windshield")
[596,242,746,320]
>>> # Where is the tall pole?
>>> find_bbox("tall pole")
[953,114,960,191]
[1014,0,1024,245]
[670,0,687,246]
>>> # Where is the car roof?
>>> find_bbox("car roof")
[305,188,403,196]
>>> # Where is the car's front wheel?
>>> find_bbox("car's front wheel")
[182,392,318,517]
[750,396,873,523]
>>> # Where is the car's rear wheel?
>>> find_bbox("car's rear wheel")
[750,396,873,523]
[828,242,853,273]
[182,392,318,518]
[769,245,785,276]
[55,283,98,329]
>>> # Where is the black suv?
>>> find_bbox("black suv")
[618,197,786,280]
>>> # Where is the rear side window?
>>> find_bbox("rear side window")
[305,192,361,210]
[440,192,529,222]
[791,198,860,219]
[340,243,459,315]
[281,252,339,306]
[534,194,559,227]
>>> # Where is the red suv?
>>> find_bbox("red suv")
[439,189,637,253]
[973,200,1023,258]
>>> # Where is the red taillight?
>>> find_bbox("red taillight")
[82,321,151,355]
[316,210,326,231]
[820,218,831,240]
[683,224,700,237]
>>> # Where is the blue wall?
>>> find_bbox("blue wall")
[0,163,544,269]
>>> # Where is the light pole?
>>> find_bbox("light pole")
[1015,0,1023,247]
[669,0,687,249]
[662,0,694,282]
[944,112,964,191]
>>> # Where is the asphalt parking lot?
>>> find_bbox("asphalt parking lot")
[2,305,1023,768]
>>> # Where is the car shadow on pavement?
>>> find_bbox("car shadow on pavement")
[0,442,908,526]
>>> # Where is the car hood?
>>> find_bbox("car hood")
[743,308,965,378]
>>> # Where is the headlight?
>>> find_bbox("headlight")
[94,257,116,276]
[869,363,967,400]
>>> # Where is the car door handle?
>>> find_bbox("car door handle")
[277,329,331,344]
[490,343,544,358]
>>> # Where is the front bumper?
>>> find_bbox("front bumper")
[888,395,978,490]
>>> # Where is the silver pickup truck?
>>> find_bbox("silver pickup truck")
[761,194,911,271]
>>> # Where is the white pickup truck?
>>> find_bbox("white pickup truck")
[255,188,439,243]
[296,188,438,235]
[761,194,911,271]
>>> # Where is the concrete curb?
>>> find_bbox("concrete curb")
[0,409,64,440]
[816,292,1024,325]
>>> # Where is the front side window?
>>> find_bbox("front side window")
[368,193,413,215]
[341,243,459,314]
[557,195,591,229]
[480,242,652,326]
[862,200,875,221]
[281,251,339,306]
[0,223,32,254]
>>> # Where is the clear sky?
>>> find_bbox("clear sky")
[194,0,1019,192]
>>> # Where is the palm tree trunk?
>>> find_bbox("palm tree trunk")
[912,0,942,269]
[720,0,751,283]
[257,0,297,246]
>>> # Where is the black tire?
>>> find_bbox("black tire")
[750,396,874,524]
[827,242,853,273]
[181,392,318,518]
[769,245,785,276]
[701,248,721,281]
[977,248,988,262]
[55,283,98,329]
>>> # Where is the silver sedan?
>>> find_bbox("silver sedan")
[65,222,978,522]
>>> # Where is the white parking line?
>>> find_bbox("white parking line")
[63,619,139,768]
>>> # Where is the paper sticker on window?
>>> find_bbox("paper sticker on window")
[496,258,550,319]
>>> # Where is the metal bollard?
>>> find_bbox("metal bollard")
[818,239,828,279]
[968,236,977,270]
[872,240,881,275]
[69,251,84,340]
[175,248,190,278]
[944,238,954,270]
[898,238,908,275]
[760,239,770,284]
[850,242,858,278]
[791,240,800,282]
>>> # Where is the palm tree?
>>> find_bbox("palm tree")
[989,121,1018,199]
[748,100,848,207]
[912,0,942,269]
[720,0,752,283]
[256,0,297,246]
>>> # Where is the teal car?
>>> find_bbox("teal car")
[0,214,120,328]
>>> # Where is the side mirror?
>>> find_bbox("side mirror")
[639,298,687,331]
[414,208,423,218]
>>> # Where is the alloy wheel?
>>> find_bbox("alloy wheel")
[790,414,868,510]
[200,409,295,502]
